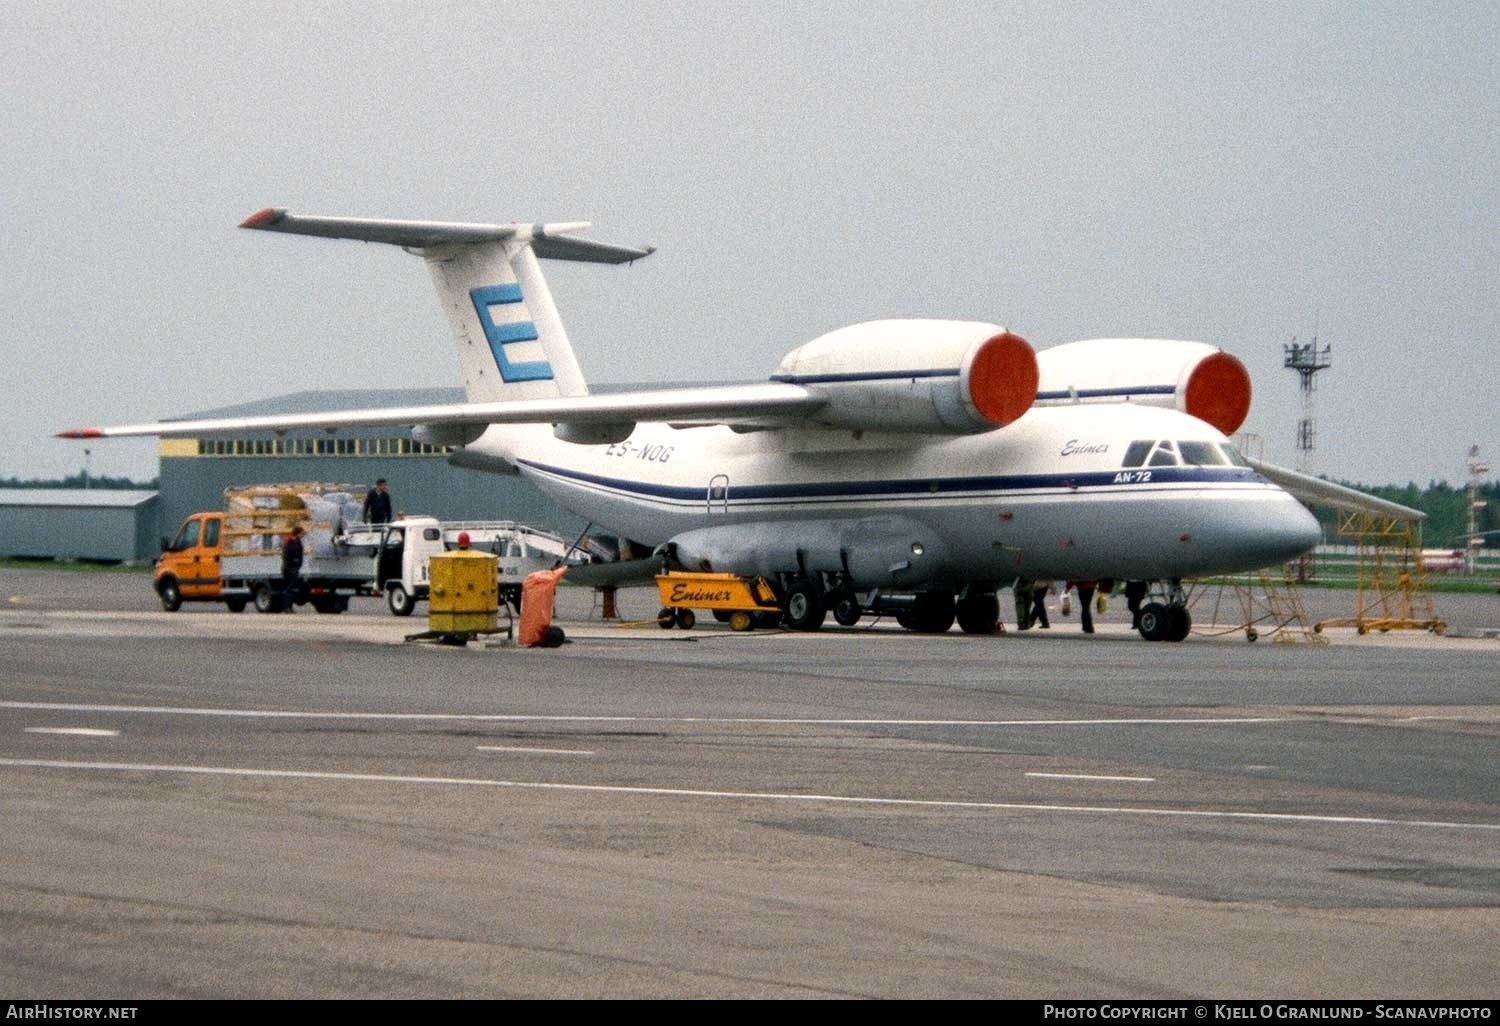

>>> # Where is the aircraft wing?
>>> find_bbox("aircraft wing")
[57,383,826,439]
[1248,459,1425,522]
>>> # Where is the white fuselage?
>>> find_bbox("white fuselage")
[468,401,1322,584]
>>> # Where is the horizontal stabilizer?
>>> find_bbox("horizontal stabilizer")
[58,384,826,439]
[1249,460,1425,522]
[239,209,656,264]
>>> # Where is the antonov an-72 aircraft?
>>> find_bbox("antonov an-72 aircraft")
[63,210,1416,640]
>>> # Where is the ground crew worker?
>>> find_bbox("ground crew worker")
[280,524,306,611]
[1067,580,1098,634]
[1029,580,1052,629]
[362,478,393,524]
[1013,580,1034,629]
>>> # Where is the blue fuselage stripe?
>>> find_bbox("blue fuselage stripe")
[769,369,960,385]
[764,375,1179,401]
[1035,385,1178,400]
[516,459,1261,505]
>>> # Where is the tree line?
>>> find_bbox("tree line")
[1,473,159,491]
[1314,480,1500,548]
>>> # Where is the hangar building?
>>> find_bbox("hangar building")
[156,388,588,541]
[0,489,161,562]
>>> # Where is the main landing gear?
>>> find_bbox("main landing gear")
[774,575,997,636]
[1136,580,1191,642]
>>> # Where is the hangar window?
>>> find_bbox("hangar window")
[186,433,444,458]
[1178,441,1227,466]
[1121,440,1153,468]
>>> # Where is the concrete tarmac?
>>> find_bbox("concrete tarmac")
[1,568,1497,998]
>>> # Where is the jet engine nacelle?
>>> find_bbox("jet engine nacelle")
[1034,338,1252,436]
[667,515,950,589]
[770,320,1038,434]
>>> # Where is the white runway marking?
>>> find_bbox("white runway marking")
[1,757,1496,833]
[476,745,595,757]
[1026,772,1155,783]
[0,701,1289,729]
[22,727,119,738]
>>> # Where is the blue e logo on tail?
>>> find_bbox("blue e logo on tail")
[470,284,554,383]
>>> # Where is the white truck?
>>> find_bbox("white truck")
[352,518,596,615]
[217,516,595,615]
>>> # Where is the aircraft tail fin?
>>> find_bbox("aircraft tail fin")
[239,210,654,403]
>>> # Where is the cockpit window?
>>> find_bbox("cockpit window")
[1121,440,1153,468]
[1148,440,1180,467]
[1178,440,1227,466]
[1219,443,1251,467]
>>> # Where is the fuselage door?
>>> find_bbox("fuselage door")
[707,474,730,515]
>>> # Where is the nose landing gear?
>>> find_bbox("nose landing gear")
[1137,581,1191,642]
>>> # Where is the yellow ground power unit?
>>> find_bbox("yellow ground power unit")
[428,548,499,634]
[654,572,782,631]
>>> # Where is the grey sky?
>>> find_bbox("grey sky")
[4,1,1496,486]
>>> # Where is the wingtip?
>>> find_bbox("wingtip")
[57,428,104,439]
[239,207,285,229]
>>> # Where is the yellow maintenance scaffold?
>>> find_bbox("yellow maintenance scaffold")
[1315,511,1444,635]
[1187,567,1326,644]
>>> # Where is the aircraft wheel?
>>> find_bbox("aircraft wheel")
[956,593,1000,635]
[386,584,416,617]
[1137,602,1171,641]
[728,611,754,632]
[1165,606,1191,642]
[831,593,862,627]
[158,577,182,613]
[674,608,696,629]
[783,579,827,631]
[658,607,676,629]
[253,584,282,614]
[907,592,956,634]
[225,597,248,613]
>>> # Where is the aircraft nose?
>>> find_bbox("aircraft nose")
[1207,490,1323,573]
[1265,495,1323,563]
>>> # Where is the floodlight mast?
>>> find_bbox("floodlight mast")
[1466,445,1490,575]
[1283,333,1332,476]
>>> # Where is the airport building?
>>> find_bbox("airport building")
[155,388,588,543]
[0,488,161,562]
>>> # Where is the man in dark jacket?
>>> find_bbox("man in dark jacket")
[362,479,393,524]
[280,525,306,611]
